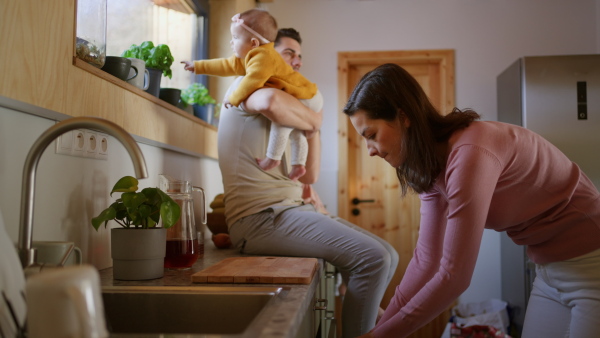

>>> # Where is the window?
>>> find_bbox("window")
[106,0,209,90]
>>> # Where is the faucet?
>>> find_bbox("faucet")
[17,117,148,269]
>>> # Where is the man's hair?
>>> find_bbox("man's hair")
[239,9,278,42]
[275,28,302,46]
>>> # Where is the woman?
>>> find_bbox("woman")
[343,63,600,338]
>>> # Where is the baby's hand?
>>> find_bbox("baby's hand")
[223,98,232,109]
[181,61,194,72]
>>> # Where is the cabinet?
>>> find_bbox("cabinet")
[296,261,337,338]
[316,262,336,338]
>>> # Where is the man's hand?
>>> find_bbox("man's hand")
[244,88,322,132]
[304,129,318,139]
[223,98,232,109]
[181,61,194,72]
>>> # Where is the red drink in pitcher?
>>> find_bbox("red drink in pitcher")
[164,239,199,269]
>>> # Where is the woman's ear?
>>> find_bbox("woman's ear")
[398,109,411,128]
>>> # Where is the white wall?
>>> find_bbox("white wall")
[258,0,599,303]
[0,105,222,270]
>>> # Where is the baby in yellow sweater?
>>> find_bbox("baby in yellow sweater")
[182,9,320,181]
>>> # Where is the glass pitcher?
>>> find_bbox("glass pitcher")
[159,174,206,269]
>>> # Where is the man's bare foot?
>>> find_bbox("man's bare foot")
[288,164,306,181]
[257,157,280,171]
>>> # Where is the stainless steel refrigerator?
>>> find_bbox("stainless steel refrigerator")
[496,54,600,335]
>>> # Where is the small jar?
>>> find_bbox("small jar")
[75,0,107,68]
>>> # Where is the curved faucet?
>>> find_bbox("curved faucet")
[18,117,148,268]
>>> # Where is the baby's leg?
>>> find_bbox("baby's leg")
[288,129,307,181]
[257,122,293,171]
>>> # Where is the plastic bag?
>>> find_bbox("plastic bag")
[450,323,511,338]
[452,299,510,333]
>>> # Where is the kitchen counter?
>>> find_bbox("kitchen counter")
[99,233,323,338]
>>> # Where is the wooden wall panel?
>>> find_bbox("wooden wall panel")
[0,0,218,159]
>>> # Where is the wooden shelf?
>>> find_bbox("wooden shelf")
[73,57,215,129]
[1,0,218,159]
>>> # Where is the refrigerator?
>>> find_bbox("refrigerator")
[496,54,600,335]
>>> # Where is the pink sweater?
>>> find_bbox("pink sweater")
[373,121,600,337]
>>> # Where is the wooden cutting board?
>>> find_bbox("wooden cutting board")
[191,257,318,284]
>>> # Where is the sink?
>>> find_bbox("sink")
[101,286,283,336]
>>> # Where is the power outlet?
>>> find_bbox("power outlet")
[84,130,98,158]
[54,128,108,160]
[96,133,109,160]
[72,129,86,156]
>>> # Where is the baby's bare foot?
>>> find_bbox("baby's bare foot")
[257,157,280,171]
[288,165,306,181]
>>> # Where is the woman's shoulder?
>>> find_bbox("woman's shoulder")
[454,120,526,144]
[447,121,524,162]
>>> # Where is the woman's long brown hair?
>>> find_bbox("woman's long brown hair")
[343,63,480,195]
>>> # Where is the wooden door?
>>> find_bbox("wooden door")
[337,50,455,338]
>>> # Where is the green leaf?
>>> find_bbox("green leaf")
[91,206,116,231]
[110,176,138,196]
[157,189,181,228]
[121,192,147,209]
[138,204,152,220]
[160,199,180,228]
[145,217,157,228]
[181,83,215,106]
[92,175,182,230]
[141,188,161,207]
[140,41,154,51]
[120,41,175,78]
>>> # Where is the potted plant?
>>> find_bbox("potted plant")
[91,176,181,280]
[181,82,217,123]
[121,41,174,97]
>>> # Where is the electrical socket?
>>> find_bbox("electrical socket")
[72,129,85,156]
[96,133,109,160]
[84,130,97,158]
[54,128,108,160]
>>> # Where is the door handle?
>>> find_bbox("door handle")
[351,198,375,205]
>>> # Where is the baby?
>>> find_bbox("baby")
[182,9,320,181]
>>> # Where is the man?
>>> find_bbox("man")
[271,28,327,212]
[218,28,398,337]
[274,28,303,71]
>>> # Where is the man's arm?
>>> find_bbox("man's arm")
[243,88,322,131]
[298,129,321,184]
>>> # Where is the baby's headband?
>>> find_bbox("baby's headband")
[232,13,270,44]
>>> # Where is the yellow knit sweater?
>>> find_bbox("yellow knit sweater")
[193,43,317,106]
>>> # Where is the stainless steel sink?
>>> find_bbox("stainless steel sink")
[101,286,282,337]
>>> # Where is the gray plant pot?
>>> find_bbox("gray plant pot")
[159,88,182,106]
[145,68,162,97]
[111,227,166,280]
[193,103,214,124]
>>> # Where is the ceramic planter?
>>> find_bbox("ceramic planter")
[193,103,214,124]
[159,88,181,106]
[145,67,162,97]
[111,227,166,280]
